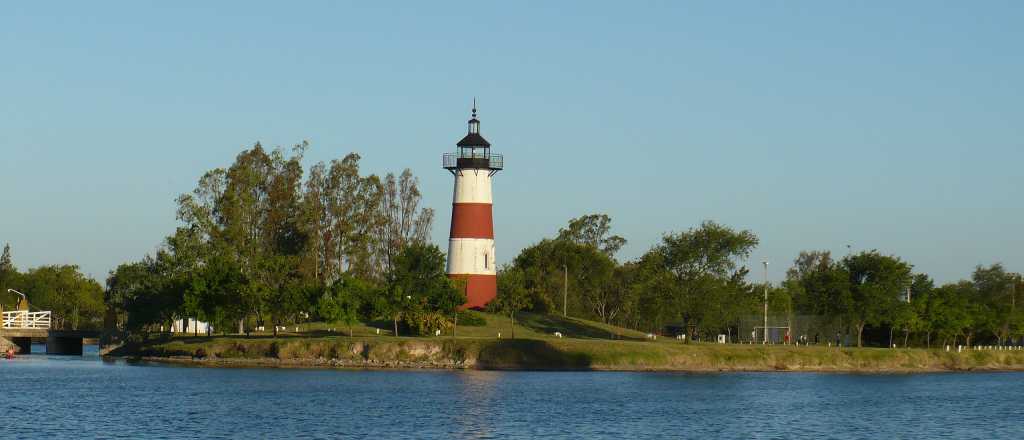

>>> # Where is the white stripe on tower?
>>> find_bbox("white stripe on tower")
[448,169,495,276]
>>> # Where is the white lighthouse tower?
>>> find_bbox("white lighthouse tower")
[443,103,503,309]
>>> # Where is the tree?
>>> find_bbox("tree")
[493,266,533,338]
[0,243,18,309]
[371,170,435,276]
[932,282,974,347]
[387,243,463,336]
[796,258,852,338]
[557,214,627,257]
[621,252,678,333]
[654,220,759,337]
[511,239,618,321]
[972,264,1021,345]
[185,254,248,335]
[890,300,921,348]
[106,261,152,331]
[317,275,365,337]
[842,251,913,347]
[258,255,307,337]
[909,274,937,347]
[301,154,370,284]
[786,250,833,282]
[19,265,104,330]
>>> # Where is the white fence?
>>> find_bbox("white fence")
[2,310,52,329]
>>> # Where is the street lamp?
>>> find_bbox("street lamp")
[762,261,768,344]
[563,264,568,318]
[6,288,26,302]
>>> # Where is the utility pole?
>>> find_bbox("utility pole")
[762,261,768,344]
[563,264,568,318]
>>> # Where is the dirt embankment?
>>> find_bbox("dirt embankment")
[106,336,1024,373]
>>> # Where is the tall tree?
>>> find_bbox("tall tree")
[0,243,17,309]
[909,274,937,347]
[317,274,367,337]
[185,254,248,335]
[494,266,533,338]
[787,251,851,337]
[842,251,913,347]
[931,282,975,347]
[372,170,434,276]
[557,214,628,257]
[512,239,617,319]
[972,264,1022,345]
[655,220,759,336]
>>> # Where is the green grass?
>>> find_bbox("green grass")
[239,310,650,341]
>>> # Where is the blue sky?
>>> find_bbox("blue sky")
[1,1,1021,283]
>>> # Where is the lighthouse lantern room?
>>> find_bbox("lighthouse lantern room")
[443,103,503,309]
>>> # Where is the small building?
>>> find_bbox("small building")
[170,318,211,335]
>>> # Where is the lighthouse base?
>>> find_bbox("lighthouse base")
[448,274,497,310]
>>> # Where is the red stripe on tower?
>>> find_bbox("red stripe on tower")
[449,203,494,239]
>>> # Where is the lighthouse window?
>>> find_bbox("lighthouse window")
[484,253,488,269]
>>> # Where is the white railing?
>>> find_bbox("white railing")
[2,310,52,329]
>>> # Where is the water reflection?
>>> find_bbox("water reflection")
[452,370,502,439]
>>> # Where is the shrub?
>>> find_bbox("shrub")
[456,311,487,327]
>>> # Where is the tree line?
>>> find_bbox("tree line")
[106,142,462,338]
[493,214,1024,348]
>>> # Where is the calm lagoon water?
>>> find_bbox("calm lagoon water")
[1,344,1020,439]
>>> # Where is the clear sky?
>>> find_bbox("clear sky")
[1,2,1021,284]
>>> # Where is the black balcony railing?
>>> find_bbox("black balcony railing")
[443,152,503,171]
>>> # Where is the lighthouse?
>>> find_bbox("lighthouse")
[443,103,503,309]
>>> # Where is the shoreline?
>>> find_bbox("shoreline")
[103,336,1024,374]
[109,354,1024,374]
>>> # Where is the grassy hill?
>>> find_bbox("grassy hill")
[255,310,651,341]
[108,311,1024,372]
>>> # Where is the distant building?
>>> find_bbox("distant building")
[169,318,211,335]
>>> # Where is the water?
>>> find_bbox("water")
[1,345,1020,439]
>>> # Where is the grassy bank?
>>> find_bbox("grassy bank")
[105,311,1024,372]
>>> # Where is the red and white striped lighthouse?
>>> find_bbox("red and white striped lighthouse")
[443,103,503,309]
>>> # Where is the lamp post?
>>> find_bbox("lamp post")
[6,288,26,302]
[762,261,768,344]
[563,264,568,318]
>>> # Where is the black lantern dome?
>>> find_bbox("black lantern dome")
[444,101,503,175]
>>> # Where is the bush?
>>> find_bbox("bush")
[457,311,487,327]
[403,311,451,336]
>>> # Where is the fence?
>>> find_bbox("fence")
[2,310,52,329]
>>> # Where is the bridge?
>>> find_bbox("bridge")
[1,310,99,355]
[0,289,99,355]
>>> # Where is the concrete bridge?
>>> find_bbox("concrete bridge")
[0,327,100,355]
[1,309,99,355]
